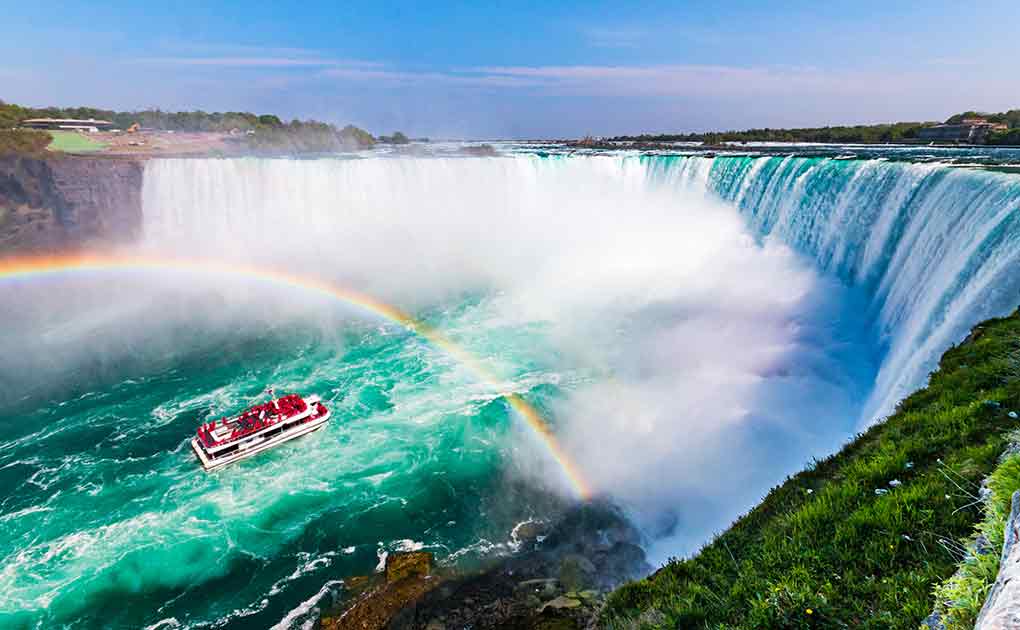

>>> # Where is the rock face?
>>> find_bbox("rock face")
[321,552,440,630]
[0,155,143,254]
[386,552,433,584]
[383,500,651,630]
[975,490,1020,629]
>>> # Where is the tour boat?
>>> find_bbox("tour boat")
[191,392,330,470]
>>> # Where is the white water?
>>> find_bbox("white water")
[138,154,1020,562]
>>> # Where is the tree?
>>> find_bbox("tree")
[258,114,283,127]
[338,124,375,149]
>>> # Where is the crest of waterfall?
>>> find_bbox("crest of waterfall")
[145,154,1020,425]
[664,155,1020,423]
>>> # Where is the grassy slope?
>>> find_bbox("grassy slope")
[604,310,1020,629]
[931,432,1020,628]
[45,130,108,153]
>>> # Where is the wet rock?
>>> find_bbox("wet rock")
[558,555,596,592]
[346,575,372,593]
[512,520,549,547]
[343,500,649,629]
[976,491,1020,629]
[539,595,582,613]
[386,551,433,583]
[975,534,994,556]
[922,610,946,630]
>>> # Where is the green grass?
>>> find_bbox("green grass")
[931,429,1020,629]
[603,310,1020,629]
[46,130,108,153]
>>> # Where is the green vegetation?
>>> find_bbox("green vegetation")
[614,122,929,145]
[612,109,1020,145]
[946,110,1020,128]
[0,99,378,153]
[931,435,1020,628]
[45,130,108,153]
[377,131,410,144]
[987,128,1020,146]
[338,124,377,149]
[0,129,51,155]
[603,310,1020,629]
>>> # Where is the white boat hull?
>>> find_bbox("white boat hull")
[191,410,330,471]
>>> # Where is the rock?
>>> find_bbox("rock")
[511,519,549,546]
[975,491,1020,629]
[558,555,596,591]
[385,551,433,584]
[875,488,889,496]
[460,144,498,157]
[1010,411,1018,419]
[518,578,558,589]
[889,479,902,487]
[636,609,668,626]
[578,589,599,601]
[539,595,582,613]
[922,610,946,630]
[346,575,371,592]
[425,620,445,630]
[0,155,143,254]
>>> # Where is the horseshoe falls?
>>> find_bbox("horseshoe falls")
[2,152,1019,629]
[651,155,1020,423]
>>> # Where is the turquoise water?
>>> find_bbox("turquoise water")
[3,152,1019,628]
[0,290,579,629]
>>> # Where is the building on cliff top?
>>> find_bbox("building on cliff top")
[918,117,1009,144]
[19,118,114,133]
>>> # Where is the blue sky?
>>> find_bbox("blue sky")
[3,1,1019,138]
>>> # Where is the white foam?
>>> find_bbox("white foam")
[268,580,343,630]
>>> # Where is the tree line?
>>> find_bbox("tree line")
[0,99,417,153]
[611,110,1020,145]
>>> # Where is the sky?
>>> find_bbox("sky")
[3,1,1020,138]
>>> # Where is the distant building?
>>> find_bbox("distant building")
[918,117,1009,143]
[19,118,114,133]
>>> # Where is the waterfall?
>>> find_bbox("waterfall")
[659,155,1020,421]
[142,154,1020,427]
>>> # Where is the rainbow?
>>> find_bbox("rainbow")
[0,254,591,500]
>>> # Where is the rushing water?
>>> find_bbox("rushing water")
[1,152,1019,629]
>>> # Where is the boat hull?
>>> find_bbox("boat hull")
[191,410,330,471]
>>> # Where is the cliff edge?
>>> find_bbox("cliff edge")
[0,154,144,254]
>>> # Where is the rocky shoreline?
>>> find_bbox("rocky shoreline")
[321,501,650,630]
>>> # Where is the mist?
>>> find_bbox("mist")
[128,155,875,559]
[0,154,882,582]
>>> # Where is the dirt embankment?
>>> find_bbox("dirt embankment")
[0,154,144,254]
[90,130,244,157]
